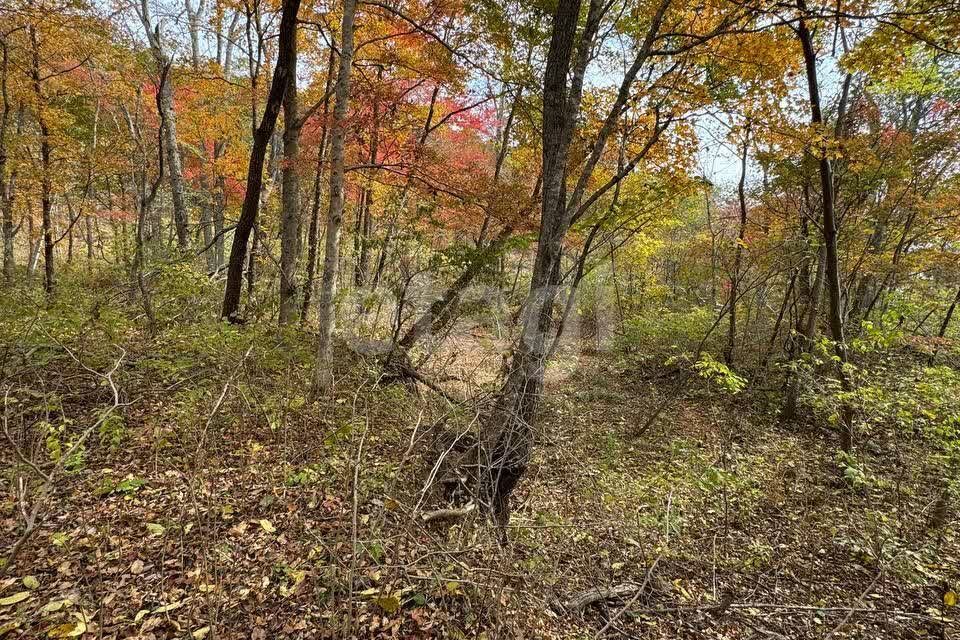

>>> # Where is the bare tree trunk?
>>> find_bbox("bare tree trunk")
[354,66,381,288]
[278,16,301,325]
[480,0,588,529]
[312,0,357,395]
[938,286,960,340]
[221,0,302,320]
[797,2,855,452]
[138,0,189,249]
[929,285,960,364]
[26,215,39,279]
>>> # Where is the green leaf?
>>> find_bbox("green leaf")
[145,523,165,537]
[22,576,39,590]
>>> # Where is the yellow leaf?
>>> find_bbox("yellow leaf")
[0,621,21,635]
[47,617,86,638]
[259,519,276,534]
[945,590,957,607]
[153,600,187,614]
[40,599,68,614]
[22,576,39,590]
[0,592,31,607]
[192,626,211,639]
[375,594,401,614]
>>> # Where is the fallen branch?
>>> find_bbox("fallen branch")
[594,557,661,637]
[420,502,476,523]
[556,560,661,615]
[608,601,941,621]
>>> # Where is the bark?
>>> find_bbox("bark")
[480,0,588,529]
[312,0,357,394]
[797,2,855,452]
[278,16,301,325]
[221,0,302,320]
[138,0,189,250]
[724,122,750,365]
[477,0,677,530]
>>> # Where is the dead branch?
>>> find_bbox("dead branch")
[420,502,476,523]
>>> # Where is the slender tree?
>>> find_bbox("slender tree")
[312,0,358,394]
[221,0,302,321]
[725,121,750,365]
[278,13,301,325]
[795,0,855,452]
[137,0,190,250]
[300,43,336,323]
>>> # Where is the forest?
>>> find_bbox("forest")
[0,0,959,637]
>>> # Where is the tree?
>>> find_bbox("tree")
[795,0,855,452]
[312,0,358,394]
[136,0,190,250]
[221,0,302,321]
[277,6,300,325]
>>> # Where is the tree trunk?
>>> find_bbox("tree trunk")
[300,43,335,323]
[929,285,960,364]
[724,122,750,365]
[26,216,39,278]
[797,2,855,452]
[355,66,381,288]
[480,0,585,529]
[138,0,190,250]
[938,286,960,340]
[312,0,357,394]
[29,26,54,294]
[0,41,16,283]
[221,0,302,321]
[155,64,188,249]
[278,17,301,326]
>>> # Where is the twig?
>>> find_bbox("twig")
[593,557,661,637]
[3,346,126,573]
[344,416,369,638]
[824,570,884,639]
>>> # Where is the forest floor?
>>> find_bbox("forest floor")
[1,283,958,639]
